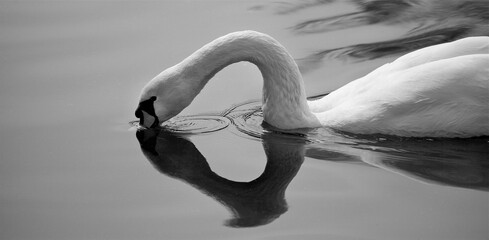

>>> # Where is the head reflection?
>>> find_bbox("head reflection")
[136,128,306,227]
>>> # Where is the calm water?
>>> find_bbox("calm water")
[1,1,488,240]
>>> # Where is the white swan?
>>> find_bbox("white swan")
[135,30,489,138]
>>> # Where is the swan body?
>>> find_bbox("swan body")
[136,31,489,138]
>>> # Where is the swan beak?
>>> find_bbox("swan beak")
[135,96,159,128]
[138,110,159,128]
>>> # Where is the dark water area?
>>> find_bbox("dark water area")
[1,1,488,240]
[263,0,489,72]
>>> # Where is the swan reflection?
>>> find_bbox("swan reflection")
[135,122,488,228]
[307,131,489,191]
[136,128,305,227]
[227,101,489,190]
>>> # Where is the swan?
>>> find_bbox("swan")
[135,30,489,138]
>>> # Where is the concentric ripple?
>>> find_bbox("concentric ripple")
[131,96,331,139]
[223,100,314,141]
[161,115,230,134]
[223,101,266,139]
[130,116,230,134]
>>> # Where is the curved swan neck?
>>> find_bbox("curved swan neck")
[179,31,318,129]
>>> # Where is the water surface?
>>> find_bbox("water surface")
[1,1,488,240]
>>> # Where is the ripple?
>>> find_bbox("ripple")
[129,120,141,129]
[223,101,316,142]
[161,115,230,134]
[222,101,263,139]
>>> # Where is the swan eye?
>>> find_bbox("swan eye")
[135,96,159,128]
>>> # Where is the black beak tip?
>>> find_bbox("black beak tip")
[135,96,159,128]
[135,109,142,118]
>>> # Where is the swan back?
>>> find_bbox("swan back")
[309,36,489,113]
[388,36,489,71]
[313,52,489,137]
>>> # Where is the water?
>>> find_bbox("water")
[1,1,488,240]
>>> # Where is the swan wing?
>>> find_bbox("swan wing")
[389,36,489,71]
[318,54,489,137]
[308,36,489,113]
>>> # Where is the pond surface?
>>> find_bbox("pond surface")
[1,1,488,240]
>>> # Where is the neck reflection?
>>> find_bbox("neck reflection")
[136,129,305,228]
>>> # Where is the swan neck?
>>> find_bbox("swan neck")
[181,31,317,128]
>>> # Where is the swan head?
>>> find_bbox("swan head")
[135,67,197,128]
